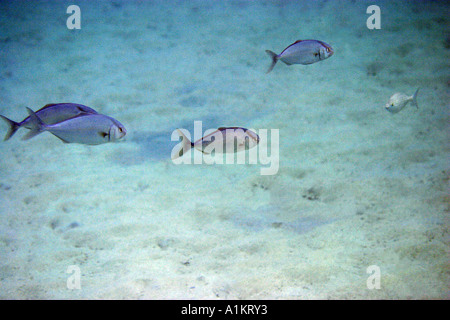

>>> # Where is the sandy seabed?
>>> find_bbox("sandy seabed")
[0,0,448,299]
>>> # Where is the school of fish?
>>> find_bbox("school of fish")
[0,38,419,153]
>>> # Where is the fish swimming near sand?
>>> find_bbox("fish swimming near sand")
[0,103,98,141]
[23,107,126,145]
[265,39,334,73]
[172,127,260,160]
[385,88,419,113]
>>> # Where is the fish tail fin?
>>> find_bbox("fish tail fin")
[411,88,419,109]
[265,50,279,73]
[22,107,46,140]
[0,115,20,141]
[171,129,193,160]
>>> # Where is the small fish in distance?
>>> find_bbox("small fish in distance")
[265,39,334,73]
[0,103,98,141]
[172,127,260,160]
[24,107,126,145]
[385,88,419,113]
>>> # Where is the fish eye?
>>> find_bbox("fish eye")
[118,127,123,133]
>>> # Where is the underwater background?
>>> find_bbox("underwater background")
[0,0,448,299]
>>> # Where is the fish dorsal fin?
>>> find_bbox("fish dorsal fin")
[31,103,59,113]
[43,103,59,108]
[280,40,305,56]
[39,103,61,111]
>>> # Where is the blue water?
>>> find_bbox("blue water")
[0,0,448,299]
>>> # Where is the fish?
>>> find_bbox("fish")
[23,107,126,145]
[0,103,98,141]
[172,127,260,160]
[265,39,334,73]
[385,88,419,113]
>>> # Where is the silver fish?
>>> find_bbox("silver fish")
[24,107,126,145]
[265,39,334,73]
[0,103,98,141]
[172,127,260,160]
[385,88,419,113]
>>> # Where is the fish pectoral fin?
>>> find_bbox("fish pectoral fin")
[98,132,109,138]
[59,137,70,143]
[52,134,71,143]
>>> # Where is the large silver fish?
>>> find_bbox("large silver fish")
[265,39,334,73]
[172,127,260,160]
[0,103,98,141]
[24,107,126,145]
